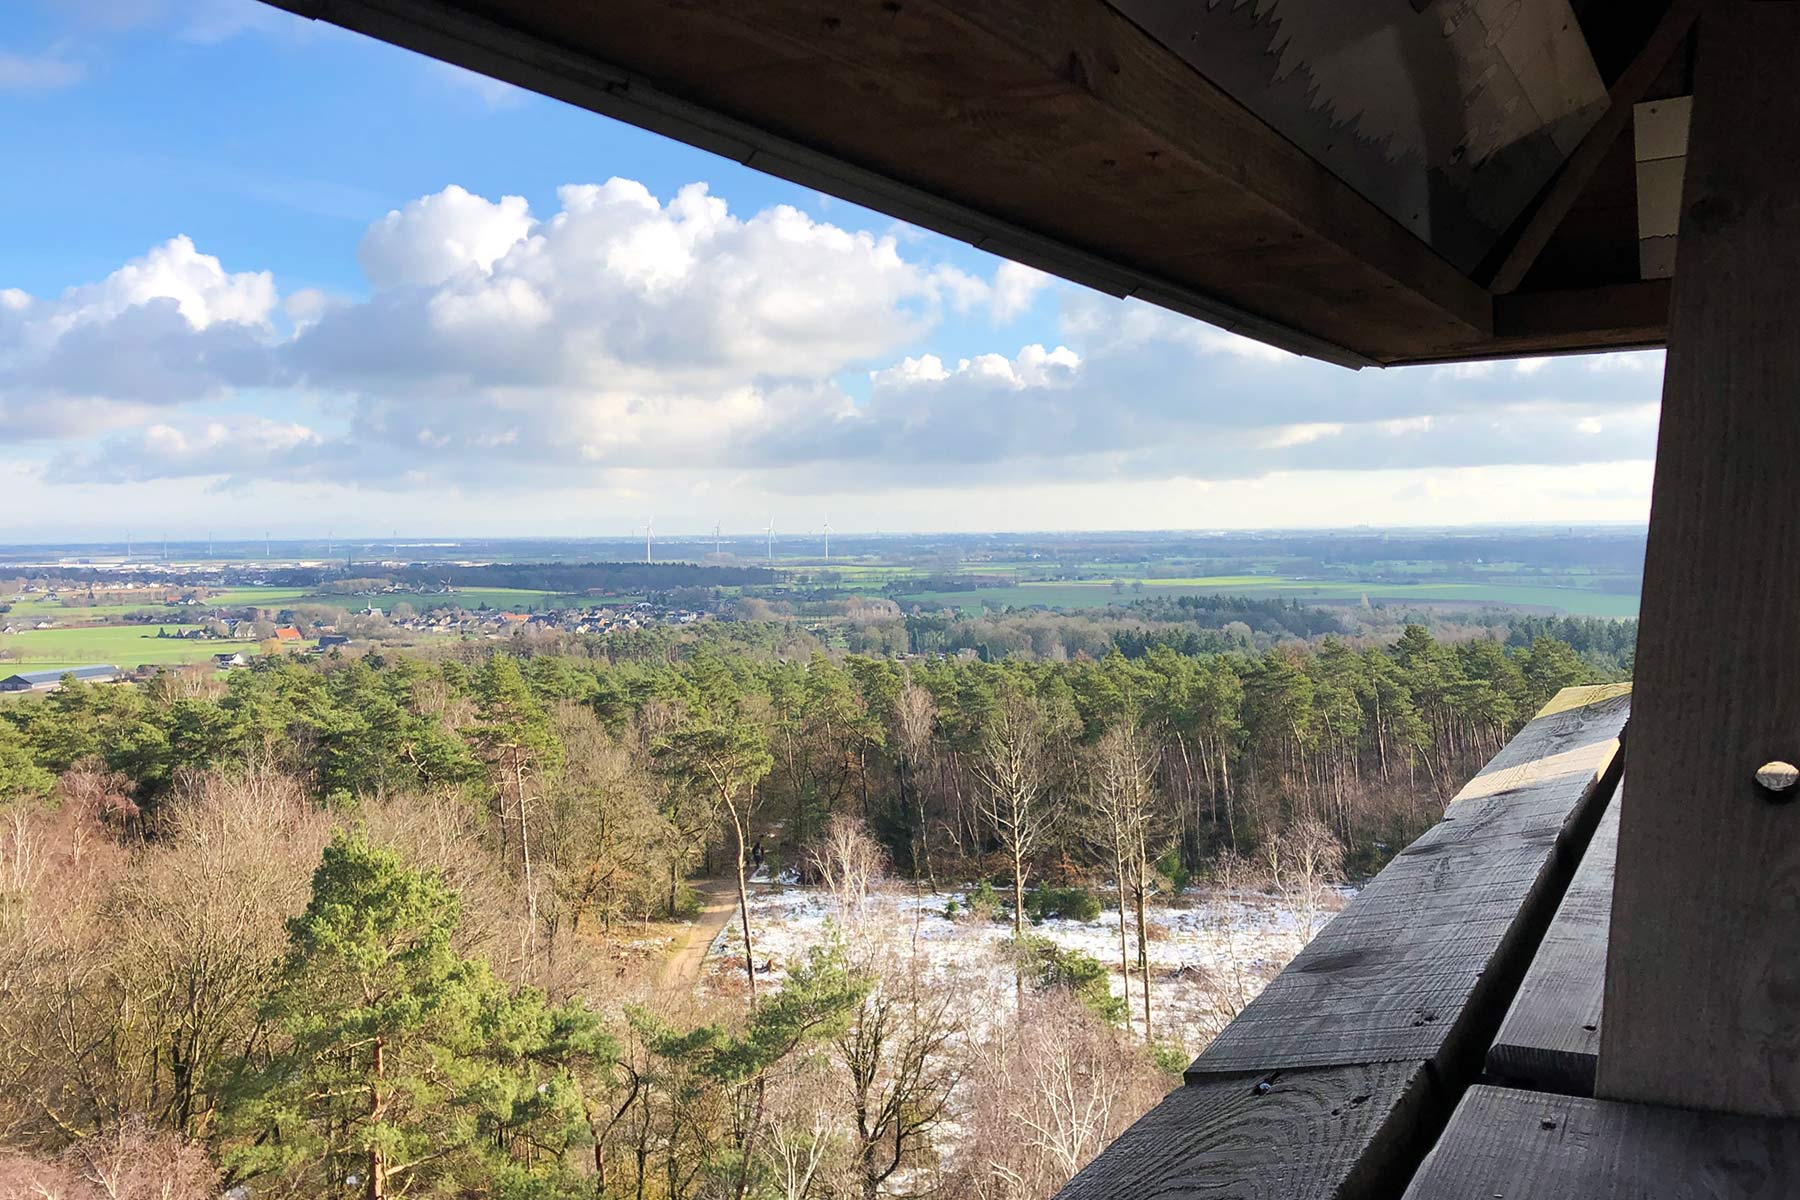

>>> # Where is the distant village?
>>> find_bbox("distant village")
[0,577,714,692]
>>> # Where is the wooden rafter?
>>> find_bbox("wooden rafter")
[1480,0,1703,295]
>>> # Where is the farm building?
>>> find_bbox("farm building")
[257,1,1800,1195]
[0,665,124,692]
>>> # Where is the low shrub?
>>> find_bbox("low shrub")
[1015,934,1126,1023]
[1155,847,1191,894]
[1024,885,1103,923]
[964,880,1003,922]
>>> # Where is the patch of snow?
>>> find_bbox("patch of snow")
[701,882,1352,1054]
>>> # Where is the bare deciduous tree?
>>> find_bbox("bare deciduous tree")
[0,765,327,1151]
[760,1058,847,1200]
[955,992,1167,1200]
[808,812,886,928]
[1265,816,1346,943]
[1084,723,1171,1040]
[834,922,962,1200]
[894,681,938,886]
[0,1118,215,1200]
[973,690,1054,949]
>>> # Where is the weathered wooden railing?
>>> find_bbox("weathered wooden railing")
[1057,685,1632,1200]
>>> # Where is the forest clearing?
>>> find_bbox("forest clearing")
[700,878,1344,1051]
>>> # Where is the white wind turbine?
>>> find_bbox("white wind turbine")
[765,517,775,566]
[643,516,655,564]
[821,513,833,561]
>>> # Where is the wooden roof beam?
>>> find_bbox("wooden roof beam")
[261,0,1510,366]
[1480,0,1702,295]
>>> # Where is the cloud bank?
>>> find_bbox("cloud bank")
[3,178,1663,504]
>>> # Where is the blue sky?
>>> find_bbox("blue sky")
[0,0,1663,541]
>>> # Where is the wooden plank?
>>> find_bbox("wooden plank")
[1402,1085,1800,1199]
[1598,0,1800,1119]
[1486,788,1620,1095]
[1482,0,1703,293]
[264,0,1484,364]
[1190,689,1627,1076]
[1486,279,1669,351]
[256,0,1704,364]
[1109,0,1609,278]
[1390,279,1670,366]
[1057,1061,1440,1200]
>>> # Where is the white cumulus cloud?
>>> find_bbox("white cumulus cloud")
[358,185,534,289]
[5,177,1671,501]
[0,236,279,437]
[990,261,1051,321]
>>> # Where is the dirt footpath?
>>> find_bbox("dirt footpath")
[658,878,740,988]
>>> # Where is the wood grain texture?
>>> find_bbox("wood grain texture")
[1191,690,1627,1076]
[1402,1085,1800,1199]
[1487,789,1620,1095]
[1057,1062,1439,1200]
[265,0,1674,364]
[1483,0,1703,293]
[1598,0,1800,1119]
[1483,279,1669,357]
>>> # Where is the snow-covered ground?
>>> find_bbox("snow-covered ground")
[703,882,1350,1052]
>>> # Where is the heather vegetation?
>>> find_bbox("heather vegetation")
[0,620,1613,1197]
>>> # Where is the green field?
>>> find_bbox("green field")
[895,576,1639,618]
[8,584,610,622]
[206,587,314,607]
[0,626,263,675]
[5,597,185,620]
[312,587,596,612]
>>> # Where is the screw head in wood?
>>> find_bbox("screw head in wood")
[1754,761,1800,799]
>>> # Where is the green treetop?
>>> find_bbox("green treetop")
[223,831,610,1199]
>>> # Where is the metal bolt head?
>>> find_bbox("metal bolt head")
[1755,761,1800,797]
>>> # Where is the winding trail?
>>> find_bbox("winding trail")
[658,878,740,988]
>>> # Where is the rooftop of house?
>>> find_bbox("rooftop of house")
[1,665,124,689]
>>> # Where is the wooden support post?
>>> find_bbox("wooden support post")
[1597,0,1800,1118]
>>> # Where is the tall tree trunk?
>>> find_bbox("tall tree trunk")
[368,1037,386,1200]
[1133,844,1152,1039]
[515,751,538,967]
[1220,750,1238,853]
[727,797,758,1002]
[1012,842,1027,994]
[1113,840,1132,1037]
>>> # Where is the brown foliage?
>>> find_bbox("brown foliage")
[951,992,1170,1200]
[0,766,327,1148]
[0,1119,216,1199]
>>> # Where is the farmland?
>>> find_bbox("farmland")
[893,576,1640,618]
[0,527,1643,687]
[335,586,592,612]
[0,625,262,677]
